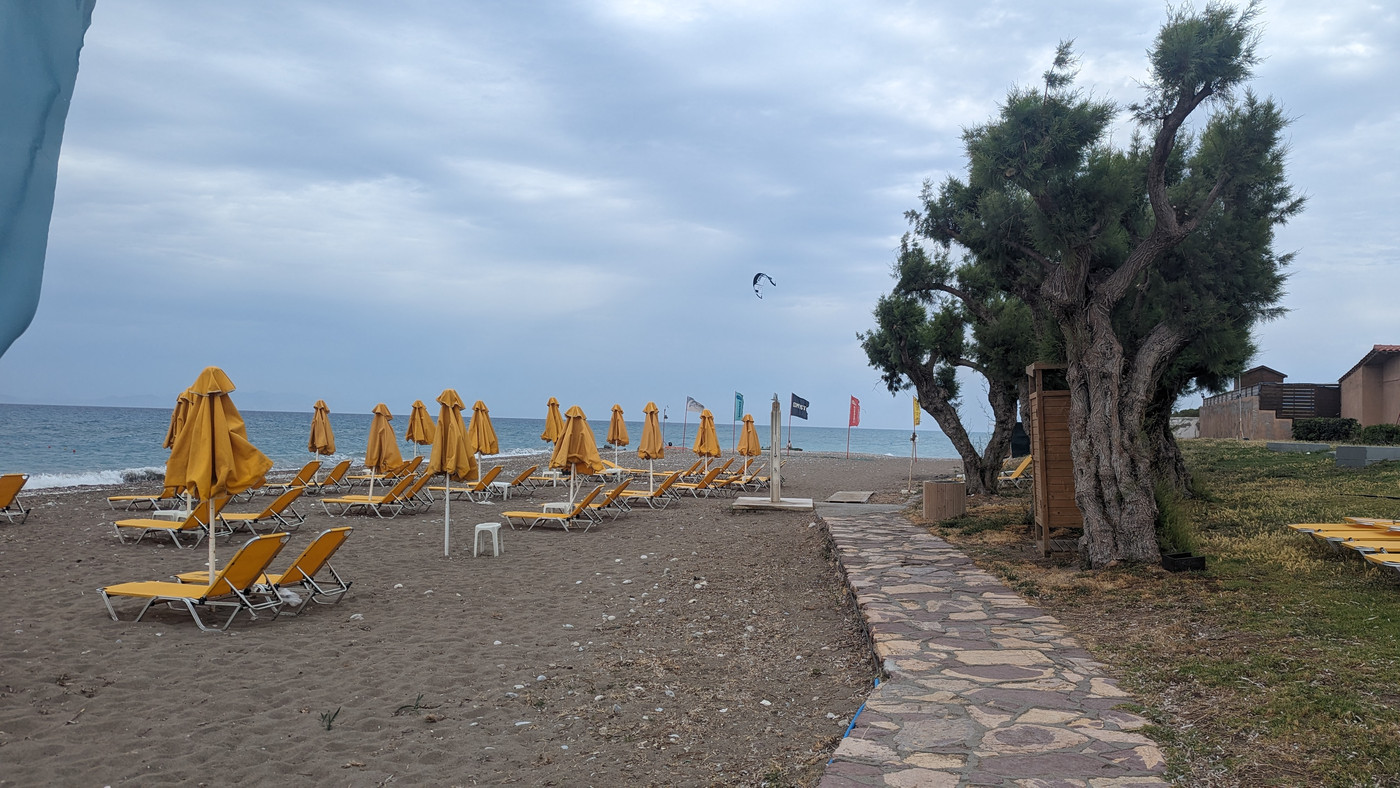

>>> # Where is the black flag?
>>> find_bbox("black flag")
[790,393,809,420]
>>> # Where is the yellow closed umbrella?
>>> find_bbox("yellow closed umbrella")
[364,403,403,501]
[737,413,761,474]
[549,405,606,505]
[692,408,721,471]
[466,400,499,481]
[405,399,435,457]
[607,404,629,469]
[165,366,274,583]
[427,389,476,556]
[308,399,337,485]
[637,401,664,492]
[541,397,565,444]
[308,397,336,458]
[162,388,195,450]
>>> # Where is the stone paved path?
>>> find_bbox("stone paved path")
[818,509,1168,787]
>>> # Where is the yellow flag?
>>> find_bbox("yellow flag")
[912,396,921,427]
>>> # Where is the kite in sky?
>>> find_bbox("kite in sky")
[752,272,776,299]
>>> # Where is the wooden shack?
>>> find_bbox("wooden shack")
[1026,363,1082,554]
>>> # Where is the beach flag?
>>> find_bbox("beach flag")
[846,396,860,458]
[913,396,921,426]
[686,396,705,414]
[732,392,744,452]
[790,394,809,420]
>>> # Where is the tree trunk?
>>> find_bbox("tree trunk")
[1062,307,1162,568]
[1144,388,1191,495]
[978,378,1018,492]
[918,393,996,495]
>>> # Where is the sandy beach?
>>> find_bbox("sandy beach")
[0,451,957,786]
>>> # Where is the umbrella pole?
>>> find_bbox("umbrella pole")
[570,467,577,506]
[443,477,451,557]
[207,496,216,581]
[649,459,654,493]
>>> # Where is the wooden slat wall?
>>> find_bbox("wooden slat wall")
[1030,389,1083,555]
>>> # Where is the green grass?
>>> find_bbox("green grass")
[930,440,1400,786]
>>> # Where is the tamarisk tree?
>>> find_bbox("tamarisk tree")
[861,235,1035,495]
[913,2,1300,566]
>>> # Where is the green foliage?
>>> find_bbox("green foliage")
[1173,408,1199,417]
[319,707,340,731]
[1291,417,1358,442]
[1355,423,1400,446]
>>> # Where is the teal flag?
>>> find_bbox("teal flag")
[733,392,744,421]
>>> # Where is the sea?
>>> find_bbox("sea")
[0,403,982,490]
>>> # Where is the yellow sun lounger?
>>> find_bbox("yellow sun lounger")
[321,474,416,518]
[220,487,307,536]
[305,459,352,494]
[113,497,230,548]
[178,526,353,615]
[502,485,604,531]
[587,479,633,522]
[0,473,32,524]
[261,460,321,496]
[672,466,727,498]
[999,455,1033,487]
[617,471,683,509]
[106,483,185,511]
[100,532,289,631]
[429,465,503,502]
[488,465,538,500]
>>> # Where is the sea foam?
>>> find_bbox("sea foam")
[25,466,165,490]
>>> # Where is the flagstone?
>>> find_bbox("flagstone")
[883,768,960,787]
[957,649,1054,666]
[835,737,901,762]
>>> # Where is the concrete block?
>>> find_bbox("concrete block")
[1336,445,1400,468]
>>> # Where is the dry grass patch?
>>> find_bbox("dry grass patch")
[923,441,1400,787]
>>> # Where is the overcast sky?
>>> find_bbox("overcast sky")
[0,0,1394,430]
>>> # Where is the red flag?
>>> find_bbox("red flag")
[848,396,860,427]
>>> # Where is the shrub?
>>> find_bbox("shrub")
[1355,423,1400,446]
[1292,417,1358,442]
[1173,407,1199,417]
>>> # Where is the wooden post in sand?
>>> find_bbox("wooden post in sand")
[769,395,782,503]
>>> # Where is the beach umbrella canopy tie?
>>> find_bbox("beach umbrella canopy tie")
[165,366,273,581]
[550,405,606,504]
[608,404,629,467]
[405,399,436,451]
[308,399,336,457]
[428,389,476,556]
[364,403,403,498]
[541,397,565,444]
[467,400,500,481]
[637,401,665,492]
[692,409,721,469]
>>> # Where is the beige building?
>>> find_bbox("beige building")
[1340,345,1400,427]
[1198,365,1340,440]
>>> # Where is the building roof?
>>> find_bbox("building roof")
[1339,344,1400,382]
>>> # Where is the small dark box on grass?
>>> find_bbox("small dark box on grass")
[1162,552,1206,572]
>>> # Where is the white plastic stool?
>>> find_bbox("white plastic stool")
[473,522,502,557]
